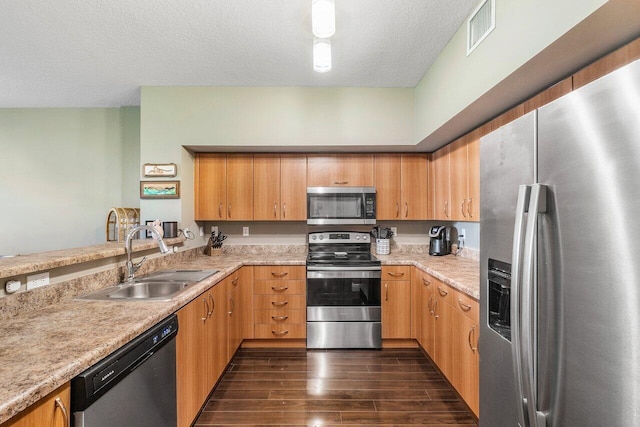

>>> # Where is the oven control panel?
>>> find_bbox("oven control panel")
[308,232,370,243]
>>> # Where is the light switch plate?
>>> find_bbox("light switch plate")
[390,227,397,237]
[27,272,49,290]
[243,227,249,236]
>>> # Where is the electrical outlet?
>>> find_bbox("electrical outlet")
[390,227,397,237]
[212,226,218,234]
[460,228,466,242]
[199,226,204,237]
[27,272,49,290]
[243,226,249,236]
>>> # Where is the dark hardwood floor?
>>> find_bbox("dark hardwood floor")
[194,348,478,426]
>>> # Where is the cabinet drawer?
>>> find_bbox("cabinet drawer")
[254,280,305,295]
[451,288,479,322]
[253,294,306,310]
[254,265,305,281]
[382,265,412,281]
[254,309,306,324]
[254,323,306,339]
[434,281,455,306]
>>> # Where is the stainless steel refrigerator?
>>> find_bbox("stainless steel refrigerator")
[480,59,640,427]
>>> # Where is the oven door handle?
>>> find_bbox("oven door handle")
[307,266,382,271]
[307,269,381,279]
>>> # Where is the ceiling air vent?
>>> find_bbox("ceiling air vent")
[467,0,495,55]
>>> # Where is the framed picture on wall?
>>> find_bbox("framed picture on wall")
[140,181,180,199]
[143,163,177,177]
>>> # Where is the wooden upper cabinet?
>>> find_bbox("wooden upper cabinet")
[226,154,253,221]
[450,139,468,222]
[280,155,307,220]
[375,154,428,220]
[431,145,451,221]
[400,154,429,220]
[307,154,374,187]
[467,138,480,220]
[195,154,227,221]
[374,154,402,220]
[573,37,640,90]
[254,154,281,220]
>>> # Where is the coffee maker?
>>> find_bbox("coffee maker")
[429,225,451,256]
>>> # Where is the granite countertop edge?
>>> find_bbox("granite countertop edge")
[0,252,477,424]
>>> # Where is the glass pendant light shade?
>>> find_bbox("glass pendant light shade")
[313,37,332,73]
[312,0,335,38]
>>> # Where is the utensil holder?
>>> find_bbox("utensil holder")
[376,238,390,255]
[209,247,222,256]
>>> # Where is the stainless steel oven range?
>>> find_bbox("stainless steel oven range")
[306,231,382,349]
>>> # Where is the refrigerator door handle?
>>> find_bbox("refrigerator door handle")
[511,184,531,427]
[521,183,547,427]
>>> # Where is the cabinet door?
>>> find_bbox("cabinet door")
[280,154,307,220]
[431,146,451,221]
[381,280,411,339]
[467,138,480,221]
[4,383,70,427]
[176,295,209,427]
[452,311,479,416]
[400,154,429,219]
[228,273,243,359]
[449,139,469,221]
[254,154,281,220]
[195,154,226,220]
[374,154,401,220]
[226,154,253,220]
[419,275,435,357]
[210,282,229,383]
[307,154,374,186]
[433,297,454,381]
[240,266,254,339]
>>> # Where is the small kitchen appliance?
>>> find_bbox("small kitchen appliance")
[429,225,451,256]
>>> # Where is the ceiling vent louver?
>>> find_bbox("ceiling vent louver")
[467,0,495,55]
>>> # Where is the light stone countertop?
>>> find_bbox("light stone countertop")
[0,251,477,424]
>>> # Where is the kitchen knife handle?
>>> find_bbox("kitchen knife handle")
[54,397,69,427]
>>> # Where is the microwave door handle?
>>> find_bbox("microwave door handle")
[511,184,531,427]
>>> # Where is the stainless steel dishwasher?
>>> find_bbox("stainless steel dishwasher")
[71,314,178,427]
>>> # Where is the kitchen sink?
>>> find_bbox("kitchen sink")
[76,269,219,301]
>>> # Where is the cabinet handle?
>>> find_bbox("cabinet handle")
[429,295,434,315]
[202,298,209,321]
[468,325,477,353]
[272,301,288,307]
[458,298,472,311]
[55,397,69,427]
[444,201,449,218]
[271,286,289,292]
[283,203,286,218]
[232,276,239,286]
[395,202,399,217]
[272,315,289,321]
[434,299,439,319]
[208,294,215,317]
[385,283,389,301]
[228,298,235,315]
[228,203,232,218]
[271,272,288,277]
[274,202,277,218]
[387,271,404,277]
[438,287,448,297]
[468,197,473,218]
[333,181,348,185]
[461,200,467,218]
[404,202,409,218]
[272,330,289,336]
[218,203,223,218]
[422,278,431,286]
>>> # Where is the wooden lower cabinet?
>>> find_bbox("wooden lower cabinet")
[2,383,70,427]
[253,266,306,340]
[417,270,479,417]
[382,266,412,339]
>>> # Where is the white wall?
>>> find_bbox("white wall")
[0,108,139,255]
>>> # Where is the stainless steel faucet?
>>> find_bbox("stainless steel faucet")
[125,225,171,282]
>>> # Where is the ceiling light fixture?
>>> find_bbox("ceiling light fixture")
[313,37,332,73]
[312,0,335,38]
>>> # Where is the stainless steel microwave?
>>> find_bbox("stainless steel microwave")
[307,187,376,225]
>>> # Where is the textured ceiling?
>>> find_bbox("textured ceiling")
[0,0,477,107]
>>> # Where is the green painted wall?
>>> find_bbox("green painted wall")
[0,108,140,255]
